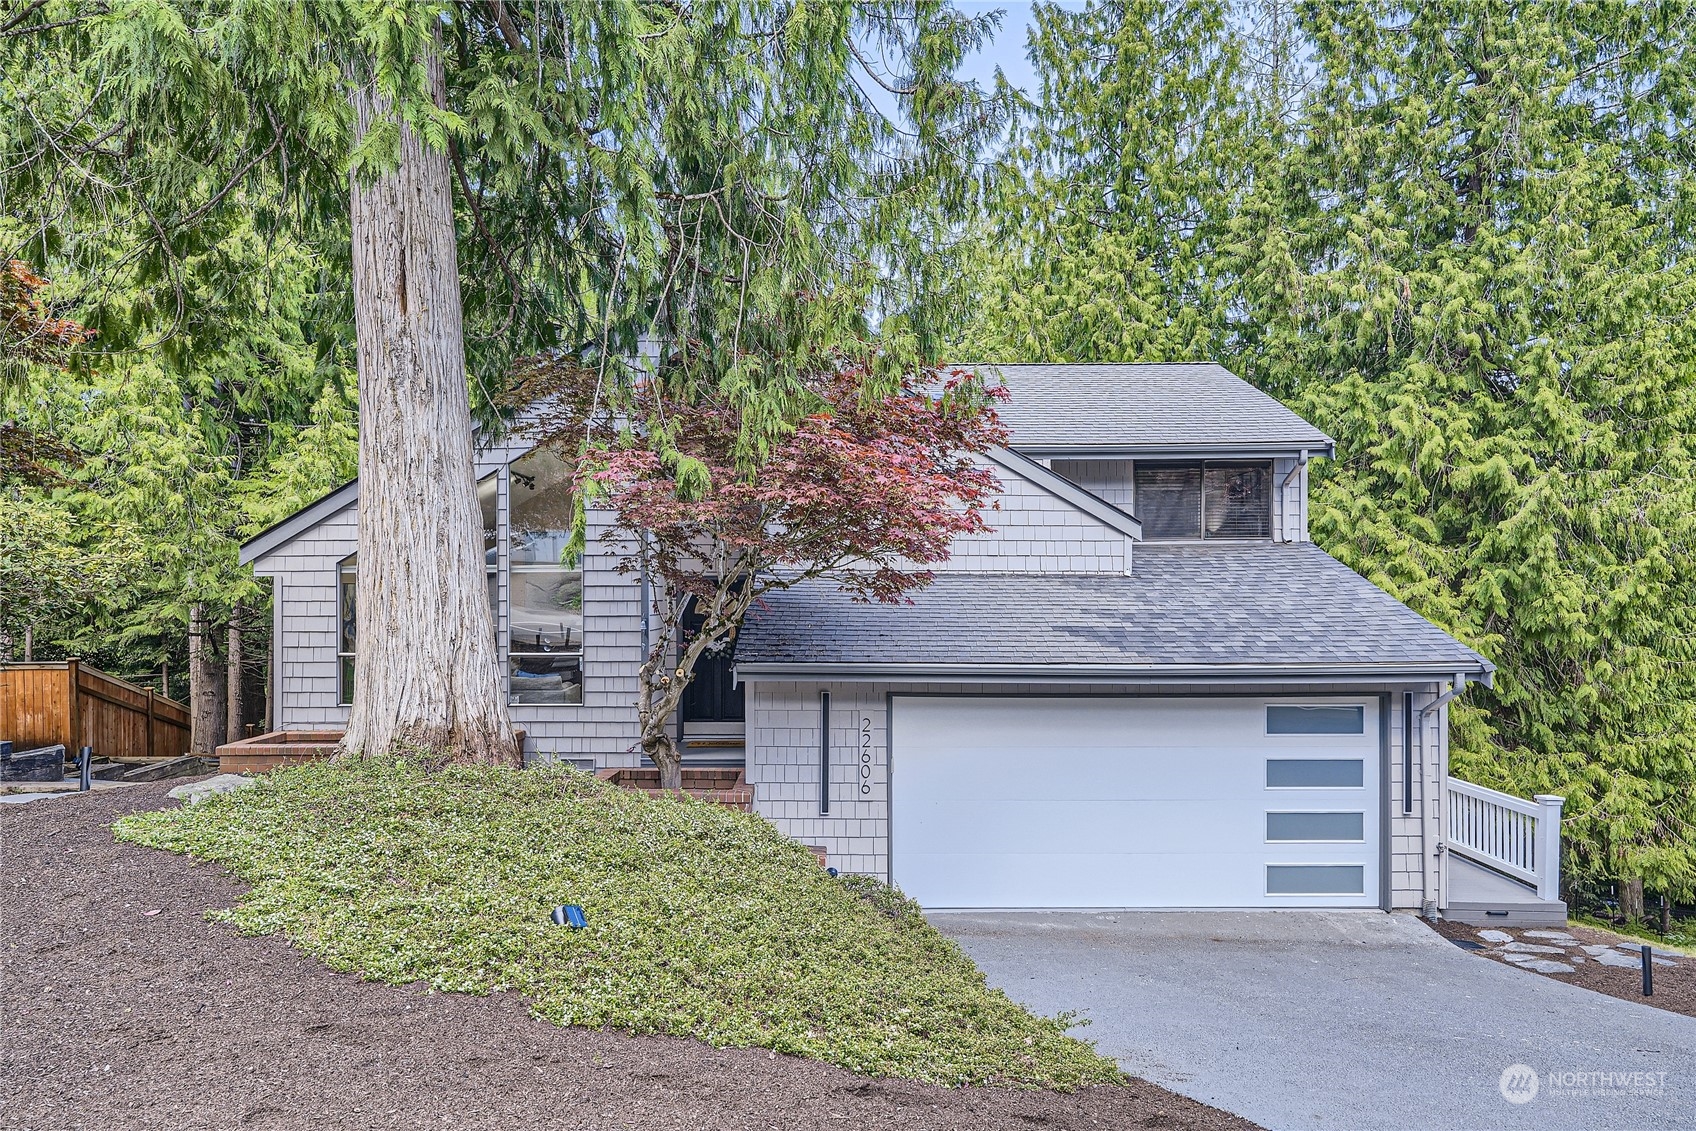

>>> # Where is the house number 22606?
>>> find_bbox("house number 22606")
[859,715,873,795]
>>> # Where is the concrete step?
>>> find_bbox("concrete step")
[1440,900,1569,927]
[1441,855,1567,926]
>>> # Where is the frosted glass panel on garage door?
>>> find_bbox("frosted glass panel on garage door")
[889,696,1380,909]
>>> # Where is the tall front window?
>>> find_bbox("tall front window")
[337,475,500,705]
[1133,461,1271,540]
[507,448,583,705]
[337,554,357,704]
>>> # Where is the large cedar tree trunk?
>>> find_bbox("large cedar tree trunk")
[342,48,515,765]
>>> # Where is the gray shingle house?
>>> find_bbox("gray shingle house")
[240,363,1566,922]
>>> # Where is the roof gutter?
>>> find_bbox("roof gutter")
[1017,442,1337,461]
[734,659,1496,685]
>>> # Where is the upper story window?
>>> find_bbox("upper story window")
[1134,460,1271,540]
[507,448,583,705]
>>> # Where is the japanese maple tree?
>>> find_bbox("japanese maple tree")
[514,358,1008,791]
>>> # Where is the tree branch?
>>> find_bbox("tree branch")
[484,0,522,51]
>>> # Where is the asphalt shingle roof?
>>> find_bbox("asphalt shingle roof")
[975,363,1334,451]
[736,543,1488,674]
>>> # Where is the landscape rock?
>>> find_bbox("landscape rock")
[166,774,255,805]
[1594,951,1645,969]
[1501,953,1574,973]
[1614,942,1681,960]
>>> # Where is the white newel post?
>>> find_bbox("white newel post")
[1535,794,1565,902]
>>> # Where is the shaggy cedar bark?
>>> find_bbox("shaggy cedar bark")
[1620,878,1646,924]
[342,51,515,765]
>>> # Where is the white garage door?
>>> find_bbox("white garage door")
[890,696,1381,909]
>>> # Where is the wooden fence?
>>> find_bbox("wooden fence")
[0,660,191,761]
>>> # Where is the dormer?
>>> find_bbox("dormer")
[978,363,1334,544]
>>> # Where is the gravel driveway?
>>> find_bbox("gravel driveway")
[0,783,1253,1131]
[933,910,1696,1131]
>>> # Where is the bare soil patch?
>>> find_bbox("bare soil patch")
[0,782,1256,1130]
[1429,917,1696,1019]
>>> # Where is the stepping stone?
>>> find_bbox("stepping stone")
[1572,954,1586,963]
[1594,951,1643,968]
[1615,942,1681,959]
[1581,945,1614,956]
[1597,950,1675,967]
[1502,953,1574,973]
[166,774,255,805]
[1501,942,1565,954]
[1523,930,1578,943]
[1478,929,1513,943]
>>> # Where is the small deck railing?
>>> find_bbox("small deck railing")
[1445,776,1564,901]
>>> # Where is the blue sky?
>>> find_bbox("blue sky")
[955,2,1040,95]
[952,1,1085,97]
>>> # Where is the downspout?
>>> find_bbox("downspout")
[1418,672,1471,716]
[1279,448,1309,487]
[1279,449,1308,543]
[1416,672,1487,917]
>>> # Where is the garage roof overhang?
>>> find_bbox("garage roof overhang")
[734,660,1496,686]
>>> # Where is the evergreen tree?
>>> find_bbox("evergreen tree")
[962,0,1696,900]
[1,227,356,743]
[1249,0,1696,899]
[957,0,1245,361]
[2,2,1004,761]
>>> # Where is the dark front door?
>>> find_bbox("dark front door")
[679,601,745,724]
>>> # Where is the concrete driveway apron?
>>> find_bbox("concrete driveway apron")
[933,910,1696,1131]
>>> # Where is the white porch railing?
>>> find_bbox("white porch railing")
[1445,777,1565,901]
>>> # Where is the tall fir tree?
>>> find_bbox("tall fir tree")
[957,0,1246,362]
[1247,0,1696,899]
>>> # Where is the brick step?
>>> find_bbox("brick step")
[596,767,753,811]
